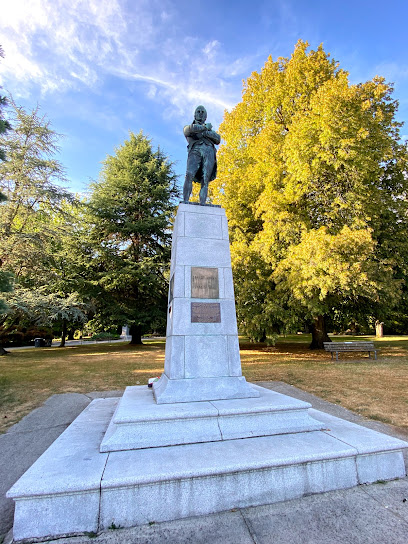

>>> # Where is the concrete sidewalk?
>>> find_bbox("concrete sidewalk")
[1,383,407,544]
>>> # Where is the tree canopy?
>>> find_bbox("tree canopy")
[0,48,13,349]
[86,131,179,343]
[212,40,408,347]
[0,100,86,349]
[0,100,179,348]
[0,99,73,285]
[0,45,11,166]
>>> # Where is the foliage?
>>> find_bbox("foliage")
[0,270,13,314]
[0,101,181,348]
[0,47,13,319]
[1,286,88,330]
[0,98,73,284]
[40,198,95,313]
[90,332,120,341]
[0,99,89,347]
[0,169,12,315]
[0,104,179,347]
[0,325,53,347]
[274,226,400,320]
[212,40,408,347]
[86,131,179,343]
[0,45,12,165]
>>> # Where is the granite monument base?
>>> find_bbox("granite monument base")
[100,384,326,452]
[7,385,408,542]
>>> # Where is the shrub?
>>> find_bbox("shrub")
[0,325,53,346]
[90,332,120,341]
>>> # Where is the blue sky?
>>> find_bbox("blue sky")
[1,0,407,195]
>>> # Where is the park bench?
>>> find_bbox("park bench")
[323,341,378,361]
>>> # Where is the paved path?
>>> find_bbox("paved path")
[1,383,407,544]
[4,338,134,351]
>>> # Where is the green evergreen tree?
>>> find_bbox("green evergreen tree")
[0,269,12,354]
[37,198,93,346]
[0,45,11,203]
[0,98,72,285]
[0,270,13,315]
[212,40,408,347]
[0,99,80,350]
[88,131,179,344]
[0,48,12,353]
[0,45,11,167]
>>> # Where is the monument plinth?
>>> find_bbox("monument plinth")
[153,203,259,404]
[99,203,324,453]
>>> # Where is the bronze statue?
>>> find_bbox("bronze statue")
[183,105,221,205]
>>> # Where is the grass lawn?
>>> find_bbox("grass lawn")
[1,334,407,434]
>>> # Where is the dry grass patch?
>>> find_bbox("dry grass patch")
[1,335,407,435]
[0,341,164,432]
[240,335,408,432]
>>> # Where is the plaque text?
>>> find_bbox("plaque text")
[191,302,221,323]
[191,267,219,299]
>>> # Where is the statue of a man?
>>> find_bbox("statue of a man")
[183,105,221,205]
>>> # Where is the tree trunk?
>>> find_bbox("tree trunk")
[0,346,9,356]
[310,315,331,349]
[258,330,267,343]
[375,320,384,338]
[59,319,67,347]
[129,324,143,345]
[67,329,75,341]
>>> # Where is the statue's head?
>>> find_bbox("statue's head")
[194,105,207,123]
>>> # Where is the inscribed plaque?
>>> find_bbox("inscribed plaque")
[191,267,219,299]
[191,302,221,323]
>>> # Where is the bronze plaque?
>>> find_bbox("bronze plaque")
[191,302,221,323]
[191,267,219,299]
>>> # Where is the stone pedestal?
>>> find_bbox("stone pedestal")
[153,203,258,404]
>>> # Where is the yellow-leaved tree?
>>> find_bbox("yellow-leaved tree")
[211,40,408,348]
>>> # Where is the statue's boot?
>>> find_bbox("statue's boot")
[183,176,193,203]
[199,182,208,205]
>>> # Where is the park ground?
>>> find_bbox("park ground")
[0,335,407,435]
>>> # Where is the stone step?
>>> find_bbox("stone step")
[100,384,326,452]
[7,394,408,542]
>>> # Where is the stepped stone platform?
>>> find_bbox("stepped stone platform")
[100,384,326,452]
[7,390,408,542]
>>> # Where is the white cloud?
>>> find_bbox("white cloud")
[0,0,254,123]
[373,62,408,83]
[0,0,132,93]
[147,85,157,99]
[202,40,221,59]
